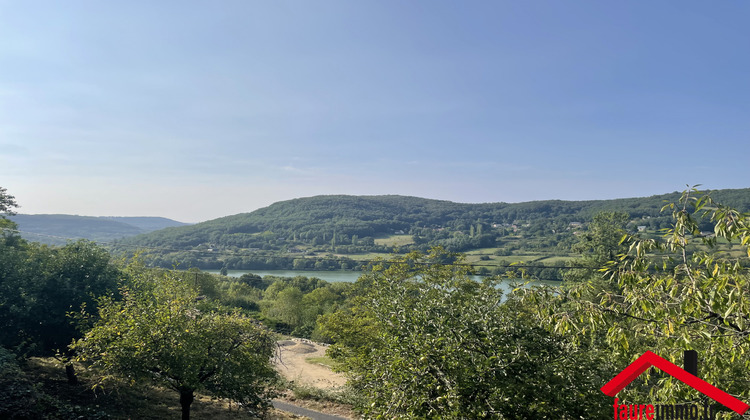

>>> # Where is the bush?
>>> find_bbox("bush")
[0,348,111,420]
[0,347,41,419]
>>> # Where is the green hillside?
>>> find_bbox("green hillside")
[113,188,750,272]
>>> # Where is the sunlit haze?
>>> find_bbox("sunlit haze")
[2,1,748,223]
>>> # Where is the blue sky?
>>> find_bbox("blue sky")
[1,1,748,222]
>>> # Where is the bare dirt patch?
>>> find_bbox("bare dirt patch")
[275,340,346,389]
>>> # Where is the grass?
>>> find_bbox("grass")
[373,235,414,247]
[342,252,389,261]
[535,255,577,264]
[463,248,503,255]
[467,254,544,265]
[343,247,578,269]
[346,251,416,266]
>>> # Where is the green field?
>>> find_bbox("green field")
[374,234,415,247]
[343,248,578,270]
[462,249,575,267]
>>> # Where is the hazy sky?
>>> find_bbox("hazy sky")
[1,1,748,223]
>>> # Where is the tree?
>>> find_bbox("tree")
[0,191,119,385]
[0,238,120,387]
[564,211,630,283]
[26,241,121,355]
[293,258,310,270]
[73,263,278,420]
[522,188,750,418]
[1,192,114,361]
[265,286,304,330]
[239,272,267,289]
[0,187,19,237]
[319,247,611,418]
[183,268,219,299]
[0,187,18,218]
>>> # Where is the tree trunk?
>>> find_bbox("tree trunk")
[179,388,194,420]
[65,363,78,385]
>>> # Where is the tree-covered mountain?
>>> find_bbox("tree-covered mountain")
[112,188,750,271]
[9,214,189,246]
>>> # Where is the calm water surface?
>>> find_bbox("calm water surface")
[207,269,362,283]
[205,269,559,293]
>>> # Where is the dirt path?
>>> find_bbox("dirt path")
[271,400,349,420]
[274,339,347,389]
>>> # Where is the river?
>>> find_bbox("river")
[206,269,363,283]
[205,269,559,292]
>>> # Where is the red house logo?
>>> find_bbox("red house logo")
[601,351,749,415]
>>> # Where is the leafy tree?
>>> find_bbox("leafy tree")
[73,263,278,420]
[522,187,750,418]
[293,258,310,270]
[0,189,120,385]
[319,247,611,418]
[265,286,304,330]
[220,282,262,311]
[302,286,341,316]
[26,241,121,354]
[0,186,18,218]
[258,277,350,337]
[564,211,630,283]
[0,187,19,240]
[238,272,268,289]
[2,190,111,361]
[0,238,120,386]
[263,276,328,299]
[183,267,219,299]
[575,211,630,264]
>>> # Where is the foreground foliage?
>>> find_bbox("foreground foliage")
[523,188,750,419]
[320,248,612,419]
[73,263,278,420]
[6,184,750,418]
[0,236,120,357]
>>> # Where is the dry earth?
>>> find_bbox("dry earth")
[273,339,356,419]
[274,339,347,389]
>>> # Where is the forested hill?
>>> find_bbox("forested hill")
[113,188,750,270]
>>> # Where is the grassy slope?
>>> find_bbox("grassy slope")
[23,358,301,420]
